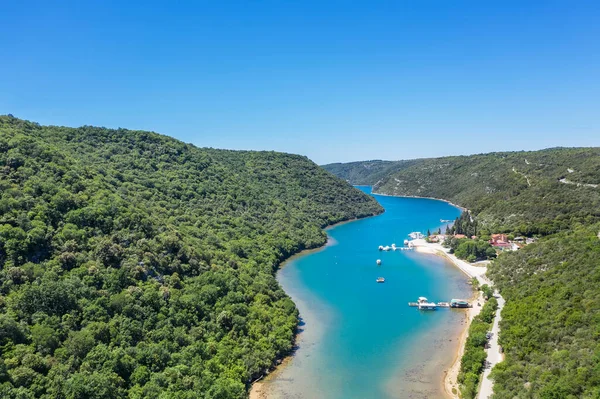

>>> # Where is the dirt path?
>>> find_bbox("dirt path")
[512,167,531,186]
[559,178,598,188]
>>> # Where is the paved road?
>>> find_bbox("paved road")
[477,291,505,399]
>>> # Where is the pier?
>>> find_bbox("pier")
[408,298,469,309]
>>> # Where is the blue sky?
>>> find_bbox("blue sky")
[1,1,599,164]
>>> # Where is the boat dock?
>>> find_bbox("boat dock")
[408,298,468,309]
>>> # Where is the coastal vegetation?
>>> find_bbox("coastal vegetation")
[458,297,498,399]
[325,148,600,398]
[444,237,496,262]
[442,213,497,262]
[0,115,383,398]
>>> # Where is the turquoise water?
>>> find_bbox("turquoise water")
[262,187,472,399]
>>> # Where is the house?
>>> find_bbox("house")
[491,234,509,242]
[454,234,466,239]
[450,299,471,308]
[490,233,512,250]
[429,234,446,243]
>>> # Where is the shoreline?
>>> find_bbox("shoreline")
[249,213,382,399]
[410,239,488,399]
[249,191,470,399]
[370,191,467,212]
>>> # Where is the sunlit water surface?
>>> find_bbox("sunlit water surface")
[261,187,471,399]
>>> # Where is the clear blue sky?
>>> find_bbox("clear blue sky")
[2,1,599,164]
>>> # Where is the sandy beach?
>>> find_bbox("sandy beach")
[410,239,488,398]
[249,382,268,399]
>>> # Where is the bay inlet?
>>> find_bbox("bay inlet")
[257,187,472,399]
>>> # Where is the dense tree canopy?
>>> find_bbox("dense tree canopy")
[0,115,382,398]
[487,226,600,398]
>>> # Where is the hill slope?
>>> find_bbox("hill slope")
[326,148,600,235]
[321,159,418,186]
[325,148,600,398]
[0,115,382,398]
[487,225,600,398]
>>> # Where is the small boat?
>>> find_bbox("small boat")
[391,243,397,250]
[378,245,384,251]
[376,277,385,283]
[376,259,382,265]
[404,239,409,246]
[382,246,391,251]
[417,296,437,310]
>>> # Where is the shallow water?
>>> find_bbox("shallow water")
[262,187,472,399]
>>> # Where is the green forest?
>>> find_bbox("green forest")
[0,115,383,399]
[323,148,600,234]
[487,226,600,398]
[326,148,600,398]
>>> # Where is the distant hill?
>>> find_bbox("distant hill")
[0,115,382,398]
[321,159,418,186]
[325,148,600,235]
[325,147,600,398]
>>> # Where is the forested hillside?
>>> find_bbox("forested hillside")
[326,148,600,398]
[321,160,417,186]
[0,115,382,399]
[327,148,600,235]
[487,226,600,398]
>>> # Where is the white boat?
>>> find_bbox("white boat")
[419,302,437,310]
[404,239,409,246]
[376,259,382,265]
[376,277,385,283]
[382,246,391,251]
[417,296,437,310]
[378,245,384,251]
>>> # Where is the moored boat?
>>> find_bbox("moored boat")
[376,277,385,283]
[417,296,437,310]
[376,259,382,265]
